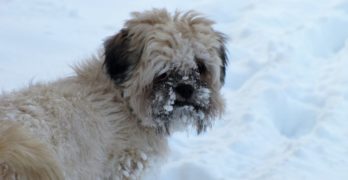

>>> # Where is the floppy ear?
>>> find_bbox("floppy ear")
[216,32,228,85]
[104,29,142,85]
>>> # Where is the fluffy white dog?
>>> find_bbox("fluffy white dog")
[0,9,227,180]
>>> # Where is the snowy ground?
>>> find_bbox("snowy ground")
[1,0,348,179]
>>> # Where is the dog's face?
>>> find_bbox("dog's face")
[104,9,227,134]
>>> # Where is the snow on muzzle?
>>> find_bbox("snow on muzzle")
[151,71,212,135]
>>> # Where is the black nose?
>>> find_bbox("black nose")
[175,84,194,99]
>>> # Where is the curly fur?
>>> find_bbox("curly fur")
[0,9,227,180]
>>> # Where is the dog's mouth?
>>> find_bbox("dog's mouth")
[151,95,210,135]
[174,100,201,111]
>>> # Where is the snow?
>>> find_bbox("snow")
[1,0,348,179]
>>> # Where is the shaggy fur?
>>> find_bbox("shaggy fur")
[0,9,227,180]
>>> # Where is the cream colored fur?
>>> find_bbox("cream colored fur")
[1,58,166,180]
[0,9,226,180]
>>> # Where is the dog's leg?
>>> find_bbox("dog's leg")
[105,149,148,180]
[0,121,64,180]
[118,149,148,180]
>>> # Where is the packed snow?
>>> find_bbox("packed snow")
[1,0,348,179]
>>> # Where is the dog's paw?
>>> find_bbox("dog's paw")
[118,149,147,180]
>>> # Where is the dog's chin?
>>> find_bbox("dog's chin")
[151,101,209,135]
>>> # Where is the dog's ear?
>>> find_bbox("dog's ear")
[217,32,228,85]
[104,29,142,85]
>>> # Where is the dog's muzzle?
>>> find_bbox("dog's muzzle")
[175,83,194,100]
[150,70,212,134]
[173,83,202,110]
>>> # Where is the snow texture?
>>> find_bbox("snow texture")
[1,0,348,179]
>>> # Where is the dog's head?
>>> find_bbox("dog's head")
[104,9,227,134]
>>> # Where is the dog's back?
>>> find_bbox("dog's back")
[0,121,64,180]
[0,80,116,180]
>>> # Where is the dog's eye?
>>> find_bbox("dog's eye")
[197,62,207,75]
[154,73,169,82]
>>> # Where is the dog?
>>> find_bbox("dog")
[0,9,227,180]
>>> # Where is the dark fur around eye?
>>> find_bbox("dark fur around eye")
[197,61,207,75]
[154,73,169,83]
[195,57,208,75]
